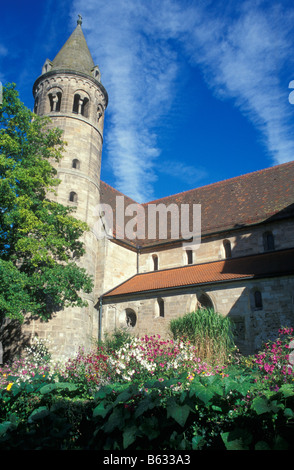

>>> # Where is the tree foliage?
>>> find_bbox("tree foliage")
[0,83,93,322]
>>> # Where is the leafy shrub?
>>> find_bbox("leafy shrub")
[101,328,132,353]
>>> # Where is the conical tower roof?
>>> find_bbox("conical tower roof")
[51,16,95,76]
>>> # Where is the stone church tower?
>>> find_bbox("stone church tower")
[30,17,108,358]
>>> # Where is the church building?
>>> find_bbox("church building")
[3,18,294,360]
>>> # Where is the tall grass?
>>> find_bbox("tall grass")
[169,309,235,364]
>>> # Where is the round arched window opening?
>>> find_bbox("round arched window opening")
[126,308,137,328]
[197,293,214,311]
[69,191,78,203]
[72,159,80,170]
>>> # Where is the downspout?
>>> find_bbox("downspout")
[98,296,103,343]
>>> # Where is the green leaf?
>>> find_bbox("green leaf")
[192,435,206,450]
[280,384,294,398]
[139,416,160,440]
[189,382,214,405]
[0,421,13,437]
[123,425,138,449]
[251,397,271,415]
[28,406,49,423]
[39,382,77,394]
[273,435,289,450]
[134,397,155,419]
[221,428,252,450]
[251,397,282,415]
[284,407,294,419]
[166,400,192,427]
[93,402,112,419]
[255,441,271,450]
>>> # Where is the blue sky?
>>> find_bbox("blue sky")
[1,0,294,202]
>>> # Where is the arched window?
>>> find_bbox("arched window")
[197,293,214,311]
[263,231,275,252]
[254,290,263,309]
[73,93,90,117]
[97,104,103,122]
[48,92,62,112]
[152,254,158,271]
[69,191,78,203]
[126,308,137,327]
[72,159,80,170]
[223,239,232,258]
[157,298,165,317]
[186,249,193,265]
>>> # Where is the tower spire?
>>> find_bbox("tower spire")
[49,17,95,77]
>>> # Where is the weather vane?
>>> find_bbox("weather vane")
[77,14,82,25]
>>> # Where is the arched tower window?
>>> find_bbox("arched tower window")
[69,191,78,203]
[97,104,103,122]
[48,92,62,112]
[263,231,275,252]
[152,254,158,271]
[223,239,232,258]
[73,93,90,117]
[72,159,80,170]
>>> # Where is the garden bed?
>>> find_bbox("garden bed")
[1,327,294,450]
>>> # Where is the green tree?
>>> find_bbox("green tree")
[0,83,93,322]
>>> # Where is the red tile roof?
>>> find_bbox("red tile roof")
[100,161,294,247]
[103,248,294,298]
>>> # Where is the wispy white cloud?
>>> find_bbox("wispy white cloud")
[181,1,294,165]
[158,160,207,187]
[72,0,294,201]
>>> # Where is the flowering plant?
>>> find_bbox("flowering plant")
[253,327,294,390]
[107,334,228,385]
[0,336,52,389]
[58,346,112,394]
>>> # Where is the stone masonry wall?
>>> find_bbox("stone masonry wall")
[138,219,294,273]
[102,275,294,355]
